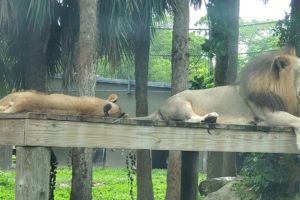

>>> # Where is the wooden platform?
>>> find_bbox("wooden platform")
[0,113,298,153]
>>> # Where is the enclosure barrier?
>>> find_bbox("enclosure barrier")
[0,113,299,200]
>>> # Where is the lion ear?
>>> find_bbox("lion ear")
[272,56,291,73]
[107,94,118,103]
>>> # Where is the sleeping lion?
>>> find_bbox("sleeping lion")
[0,91,124,118]
[137,47,300,149]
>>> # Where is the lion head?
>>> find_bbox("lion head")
[238,47,300,115]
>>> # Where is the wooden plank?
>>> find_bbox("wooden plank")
[15,147,50,200]
[24,119,300,153]
[0,113,31,119]
[0,113,83,121]
[0,119,25,145]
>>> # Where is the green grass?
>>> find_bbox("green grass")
[0,167,206,200]
[0,170,15,200]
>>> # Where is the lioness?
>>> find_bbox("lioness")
[138,48,300,149]
[0,91,124,118]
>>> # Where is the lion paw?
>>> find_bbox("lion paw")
[202,112,219,123]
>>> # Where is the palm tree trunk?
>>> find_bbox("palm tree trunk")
[290,0,300,56]
[23,29,49,91]
[166,0,189,199]
[134,11,154,200]
[221,0,239,178]
[207,0,239,179]
[14,16,53,200]
[71,1,97,200]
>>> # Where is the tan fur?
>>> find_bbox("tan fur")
[0,91,123,118]
[135,48,300,149]
[238,49,299,115]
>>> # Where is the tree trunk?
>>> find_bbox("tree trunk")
[166,151,182,200]
[207,0,239,179]
[136,150,153,200]
[16,18,52,200]
[166,0,189,199]
[290,0,300,56]
[212,0,239,86]
[71,1,97,200]
[71,148,93,200]
[23,28,49,91]
[134,9,154,200]
[220,0,239,178]
[226,0,239,84]
[181,151,199,200]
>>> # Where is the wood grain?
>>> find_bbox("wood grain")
[0,113,298,153]
[24,118,299,153]
[0,119,25,145]
[15,147,50,200]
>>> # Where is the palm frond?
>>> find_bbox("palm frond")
[97,0,170,69]
[46,22,62,76]
[25,0,56,34]
[0,0,63,91]
[0,57,11,96]
[98,0,135,68]
[60,0,79,89]
[0,0,18,34]
[0,33,18,94]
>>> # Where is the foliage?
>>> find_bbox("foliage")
[189,67,214,89]
[201,0,234,58]
[188,28,214,89]
[97,0,170,68]
[97,17,210,84]
[234,154,300,200]
[0,167,207,200]
[274,14,292,48]
[149,24,172,83]
[0,0,69,92]
[274,6,300,57]
[0,35,14,96]
[239,19,280,68]
[97,58,134,80]
[149,56,172,83]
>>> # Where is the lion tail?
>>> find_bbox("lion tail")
[130,111,163,121]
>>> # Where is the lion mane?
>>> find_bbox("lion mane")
[238,48,299,115]
[0,91,124,118]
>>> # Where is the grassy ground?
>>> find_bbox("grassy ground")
[0,167,206,200]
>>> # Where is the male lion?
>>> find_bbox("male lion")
[137,48,300,149]
[0,91,124,118]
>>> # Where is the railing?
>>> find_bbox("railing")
[0,113,298,200]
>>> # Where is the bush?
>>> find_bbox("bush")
[234,153,300,200]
